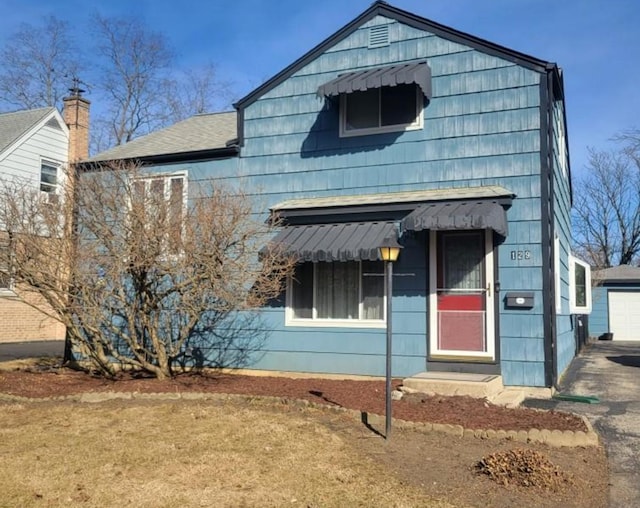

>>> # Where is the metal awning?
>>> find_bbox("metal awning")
[266,221,397,262]
[402,201,508,237]
[316,61,432,100]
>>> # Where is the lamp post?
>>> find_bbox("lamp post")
[378,236,402,440]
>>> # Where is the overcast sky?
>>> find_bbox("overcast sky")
[2,0,639,177]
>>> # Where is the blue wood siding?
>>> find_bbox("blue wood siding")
[241,15,546,383]
[590,286,609,336]
[138,13,570,385]
[550,99,575,376]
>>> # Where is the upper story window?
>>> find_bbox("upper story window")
[287,260,385,328]
[340,84,423,137]
[40,161,59,194]
[316,61,432,139]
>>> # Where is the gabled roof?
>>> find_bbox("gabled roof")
[0,107,59,157]
[235,0,558,112]
[86,111,238,164]
[594,265,640,284]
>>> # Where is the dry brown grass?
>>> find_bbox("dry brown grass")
[0,399,451,508]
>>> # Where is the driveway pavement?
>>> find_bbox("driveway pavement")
[0,340,65,362]
[525,341,640,507]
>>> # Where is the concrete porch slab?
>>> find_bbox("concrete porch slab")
[402,372,504,399]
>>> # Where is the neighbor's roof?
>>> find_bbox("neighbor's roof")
[594,265,640,283]
[86,111,237,163]
[0,107,56,155]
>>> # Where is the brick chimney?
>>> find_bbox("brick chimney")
[63,82,90,163]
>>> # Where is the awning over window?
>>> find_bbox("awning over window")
[402,201,508,237]
[266,221,397,262]
[316,61,432,100]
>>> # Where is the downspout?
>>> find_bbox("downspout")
[540,67,558,389]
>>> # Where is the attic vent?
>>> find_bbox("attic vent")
[368,25,389,48]
[45,117,63,131]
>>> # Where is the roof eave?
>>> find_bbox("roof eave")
[80,145,239,169]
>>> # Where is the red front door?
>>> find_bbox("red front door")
[430,230,494,359]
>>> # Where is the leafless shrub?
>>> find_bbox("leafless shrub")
[0,162,293,379]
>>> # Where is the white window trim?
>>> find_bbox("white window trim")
[569,255,592,314]
[285,262,387,329]
[40,158,62,201]
[130,171,188,257]
[339,86,423,138]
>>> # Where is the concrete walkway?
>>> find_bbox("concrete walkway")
[0,340,64,362]
[524,341,640,507]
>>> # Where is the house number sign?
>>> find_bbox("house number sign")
[510,250,531,260]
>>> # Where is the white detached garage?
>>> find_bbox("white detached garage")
[591,265,640,341]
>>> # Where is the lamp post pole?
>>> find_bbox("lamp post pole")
[385,257,393,440]
[379,235,401,441]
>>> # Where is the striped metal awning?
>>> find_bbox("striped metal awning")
[316,61,432,99]
[402,201,508,237]
[266,222,397,262]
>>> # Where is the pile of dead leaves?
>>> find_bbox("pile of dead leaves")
[476,448,574,490]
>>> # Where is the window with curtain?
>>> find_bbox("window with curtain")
[288,261,385,325]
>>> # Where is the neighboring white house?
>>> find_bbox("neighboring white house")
[0,92,90,344]
[0,107,69,343]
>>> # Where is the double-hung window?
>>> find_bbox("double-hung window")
[287,261,385,327]
[569,255,592,314]
[132,173,186,254]
[40,161,60,203]
[340,83,423,137]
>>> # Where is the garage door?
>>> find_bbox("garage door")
[609,291,640,341]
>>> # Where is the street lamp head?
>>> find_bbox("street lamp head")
[378,235,402,262]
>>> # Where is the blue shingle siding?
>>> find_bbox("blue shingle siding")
[550,98,575,377]
[106,5,571,386]
[233,13,548,382]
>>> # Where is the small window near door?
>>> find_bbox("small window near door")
[287,261,385,327]
[340,84,423,137]
[569,255,591,313]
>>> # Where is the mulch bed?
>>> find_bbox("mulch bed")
[0,367,587,432]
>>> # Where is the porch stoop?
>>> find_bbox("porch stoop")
[401,372,525,408]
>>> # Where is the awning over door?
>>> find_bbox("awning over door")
[266,221,397,262]
[316,61,432,99]
[402,200,508,237]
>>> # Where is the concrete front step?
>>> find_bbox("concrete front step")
[402,372,505,399]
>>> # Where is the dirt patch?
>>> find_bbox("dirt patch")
[0,366,587,432]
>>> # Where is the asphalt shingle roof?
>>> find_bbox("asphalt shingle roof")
[594,265,640,283]
[0,107,55,155]
[87,111,237,162]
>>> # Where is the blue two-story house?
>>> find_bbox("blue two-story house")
[88,2,590,388]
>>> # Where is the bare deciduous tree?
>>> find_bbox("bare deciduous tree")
[0,164,293,379]
[93,15,174,147]
[163,63,235,124]
[0,16,81,110]
[573,133,640,268]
